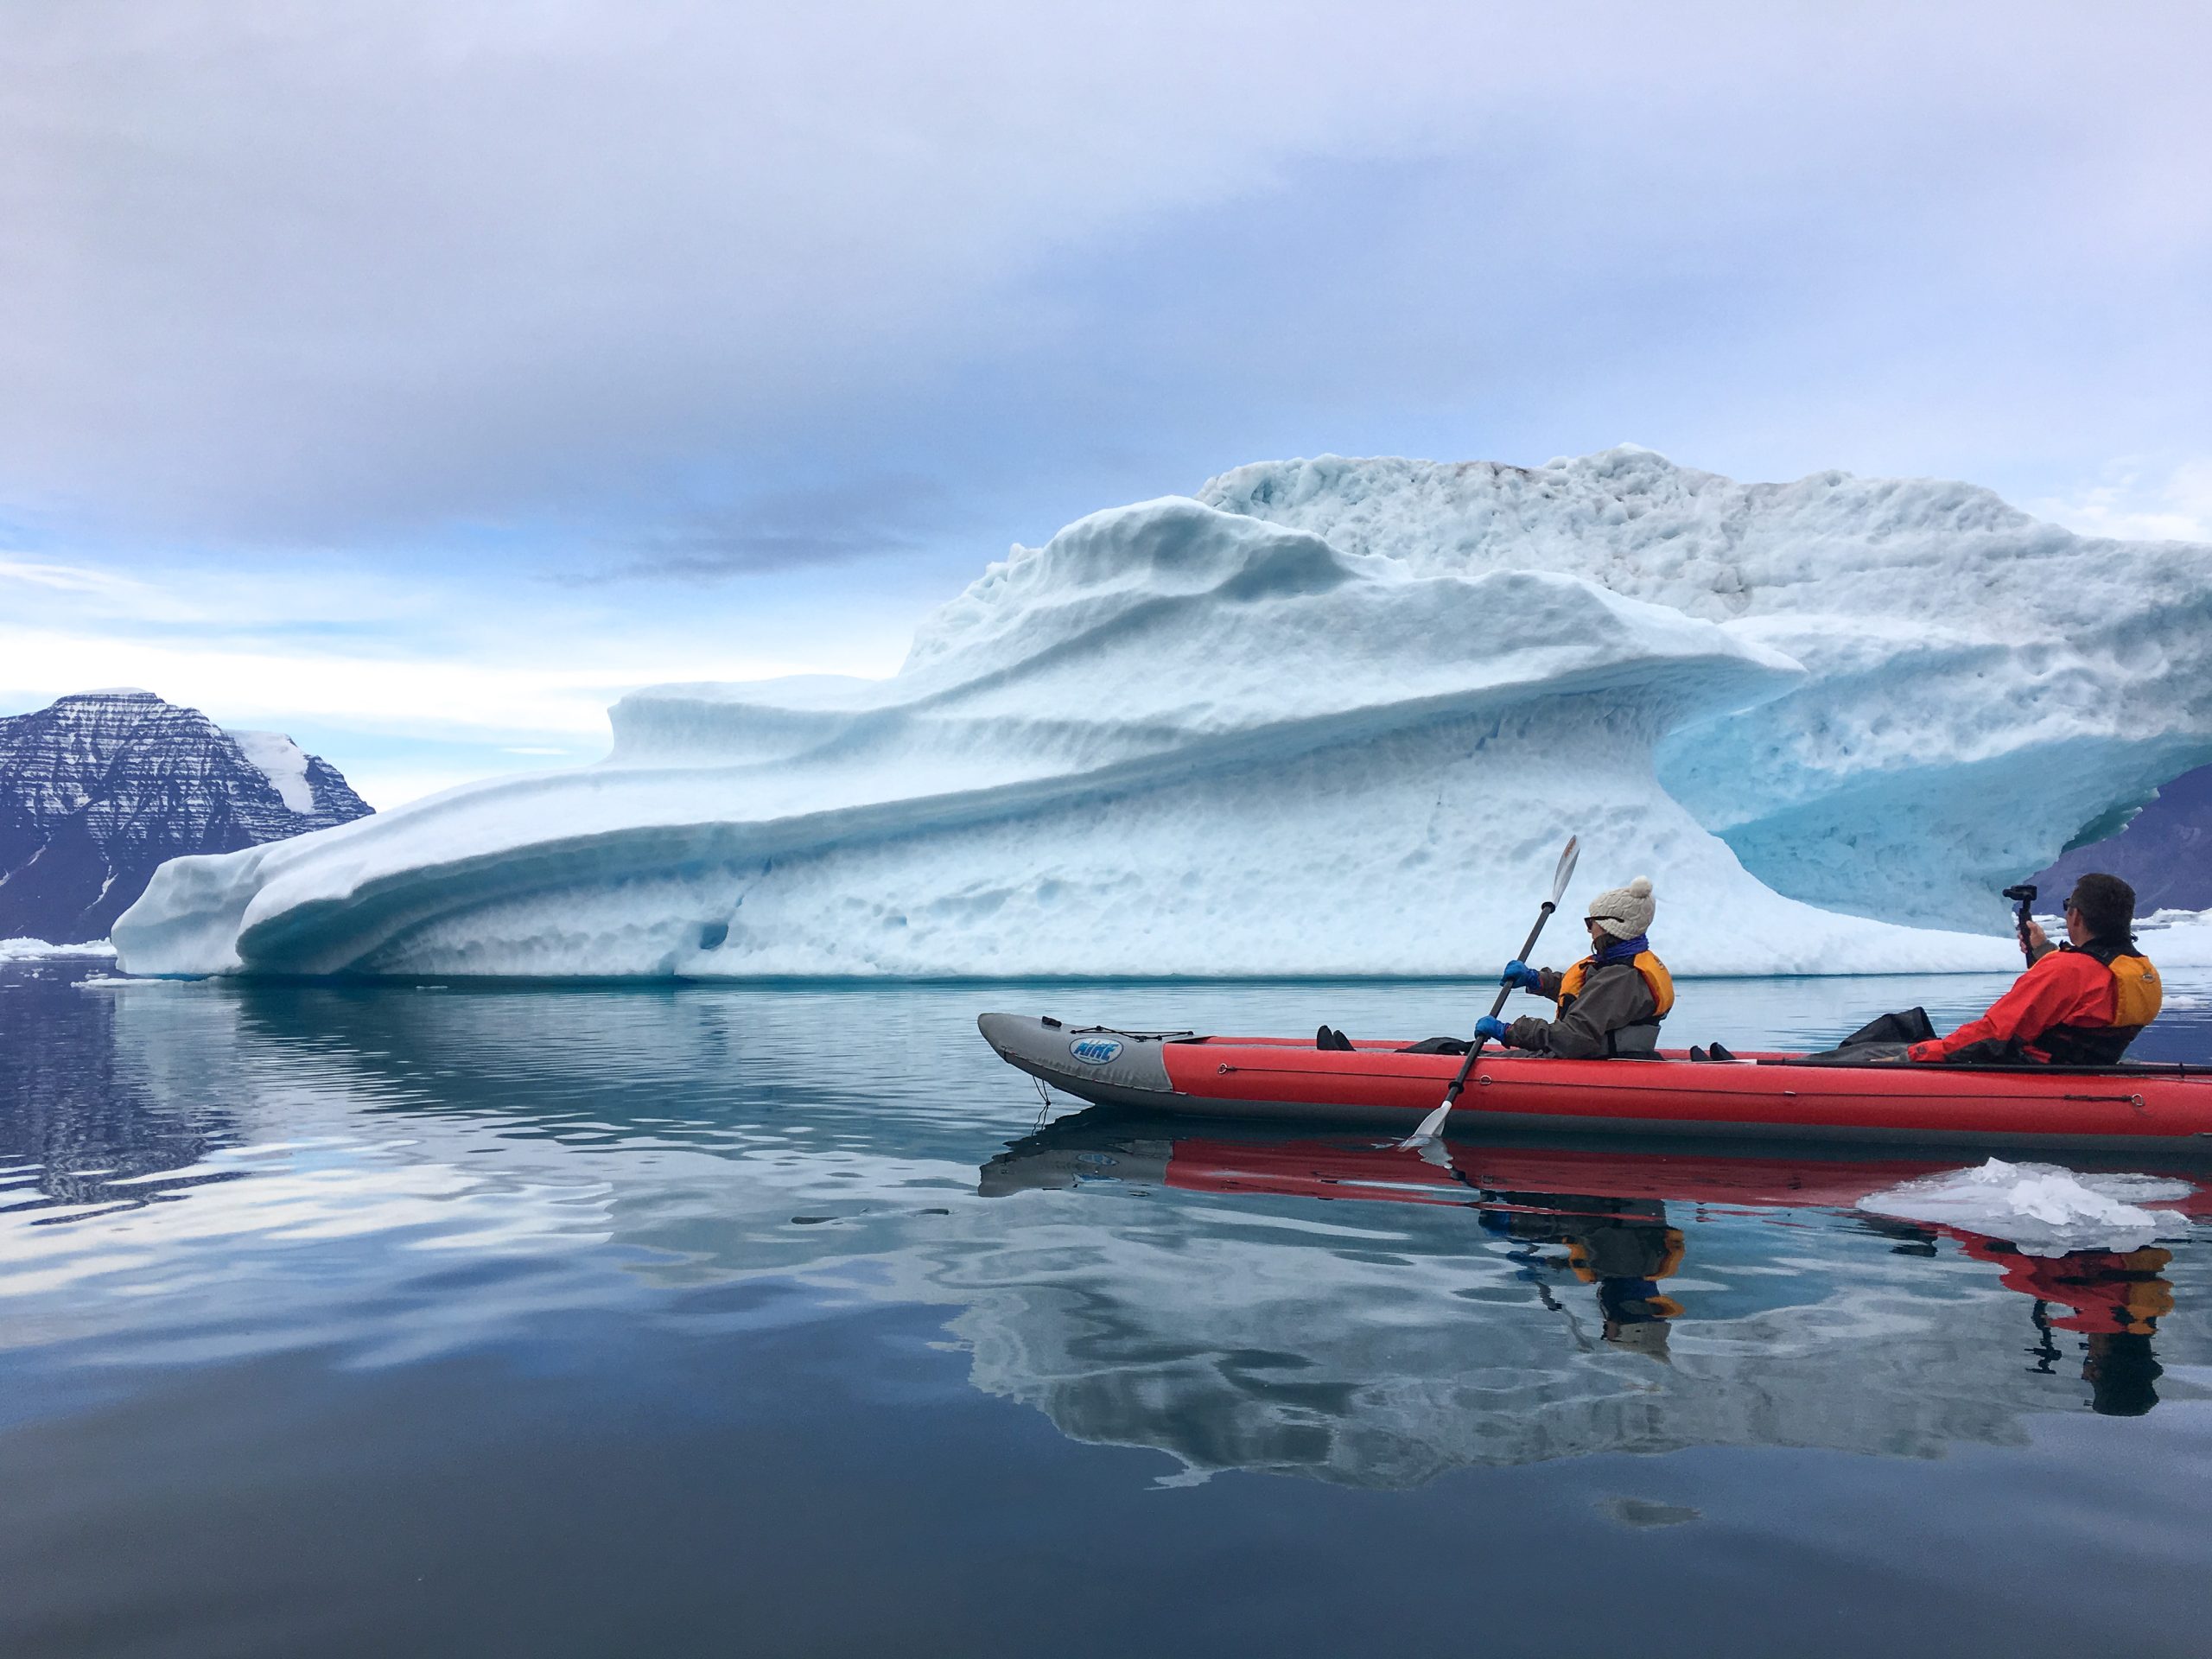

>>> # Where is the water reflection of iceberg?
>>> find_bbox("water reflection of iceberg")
[970,1116,2209,1485]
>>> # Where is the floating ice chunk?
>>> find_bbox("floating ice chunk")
[1859,1159,2196,1255]
[0,938,118,960]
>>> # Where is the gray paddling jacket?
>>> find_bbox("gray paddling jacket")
[1503,954,1671,1059]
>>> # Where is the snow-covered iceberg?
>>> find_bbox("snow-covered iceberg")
[113,452,2212,978]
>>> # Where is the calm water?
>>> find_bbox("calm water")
[4,961,2212,1658]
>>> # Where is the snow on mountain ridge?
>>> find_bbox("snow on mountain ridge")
[230,730,316,813]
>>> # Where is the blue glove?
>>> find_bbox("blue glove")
[1500,959,1541,991]
[1473,1014,1510,1043]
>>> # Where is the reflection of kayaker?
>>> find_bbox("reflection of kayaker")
[1956,1237,2172,1417]
[1952,1239,2174,1336]
[1480,1194,1684,1359]
[982,1113,2208,1395]
[1871,1217,2175,1417]
[2082,1333,2164,1417]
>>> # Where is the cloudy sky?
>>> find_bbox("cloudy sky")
[4,1,2209,804]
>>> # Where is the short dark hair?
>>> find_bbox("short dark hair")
[2067,873,2137,941]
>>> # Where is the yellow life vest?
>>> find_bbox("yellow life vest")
[1557,950,1675,1020]
[2108,951,2162,1029]
[1566,1228,1685,1284]
[2123,1277,2175,1333]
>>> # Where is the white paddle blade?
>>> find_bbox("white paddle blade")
[1550,835,1581,905]
[1399,1099,1453,1148]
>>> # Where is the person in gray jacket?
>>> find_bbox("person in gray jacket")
[1474,876,1675,1059]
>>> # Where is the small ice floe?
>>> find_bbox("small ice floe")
[0,938,116,961]
[1859,1159,2196,1256]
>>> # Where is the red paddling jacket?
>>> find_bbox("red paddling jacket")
[1910,938,2163,1065]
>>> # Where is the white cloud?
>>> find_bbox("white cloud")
[0,557,149,596]
[2031,459,2212,543]
[0,549,915,801]
[2,627,620,737]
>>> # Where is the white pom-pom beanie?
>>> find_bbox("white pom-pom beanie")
[1586,876,1656,940]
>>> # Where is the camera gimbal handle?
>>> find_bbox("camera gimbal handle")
[2000,882,2038,966]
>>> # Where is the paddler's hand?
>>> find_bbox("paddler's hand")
[1474,1015,1510,1043]
[1500,960,1541,991]
[2022,919,2053,960]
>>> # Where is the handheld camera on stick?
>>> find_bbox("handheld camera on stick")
[2002,883,2037,967]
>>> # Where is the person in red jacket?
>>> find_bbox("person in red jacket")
[1909,873,2163,1065]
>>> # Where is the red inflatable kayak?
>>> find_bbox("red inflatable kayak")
[977,1014,2212,1151]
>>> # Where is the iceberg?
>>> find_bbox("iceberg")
[113,453,2212,979]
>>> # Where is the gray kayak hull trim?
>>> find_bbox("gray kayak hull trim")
[976,1013,1181,1108]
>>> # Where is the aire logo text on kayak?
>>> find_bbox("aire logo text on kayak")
[1069,1038,1124,1065]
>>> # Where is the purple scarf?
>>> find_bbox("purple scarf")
[1594,931,1649,965]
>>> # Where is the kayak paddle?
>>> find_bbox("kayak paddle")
[1399,835,1580,1149]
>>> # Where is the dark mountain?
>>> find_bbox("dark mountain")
[2034,763,2212,913]
[0,690,372,944]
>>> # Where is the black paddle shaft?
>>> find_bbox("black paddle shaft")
[1440,899,1560,1108]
